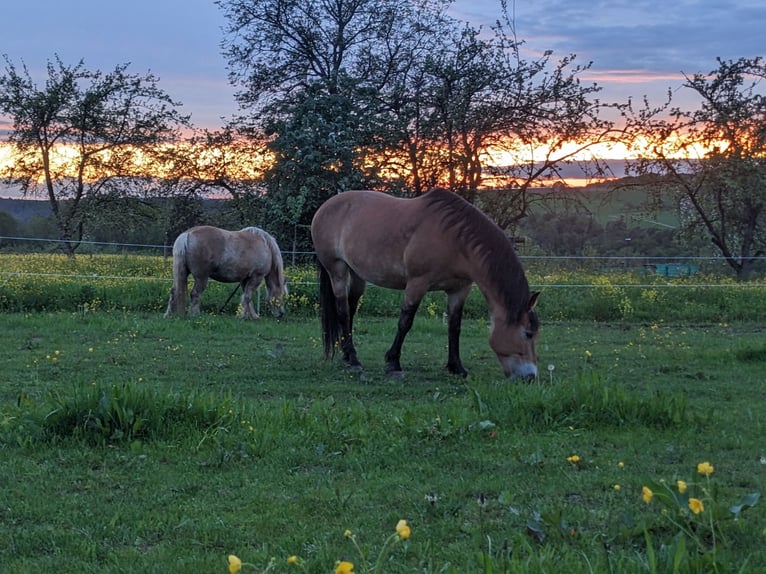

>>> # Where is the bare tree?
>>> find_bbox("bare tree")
[625,57,766,279]
[216,0,448,107]
[0,55,190,255]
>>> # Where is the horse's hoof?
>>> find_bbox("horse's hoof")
[447,365,468,378]
[344,358,363,371]
[385,362,405,379]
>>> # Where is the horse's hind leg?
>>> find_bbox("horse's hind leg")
[164,273,188,317]
[164,288,176,317]
[341,273,366,366]
[326,265,362,369]
[190,276,208,316]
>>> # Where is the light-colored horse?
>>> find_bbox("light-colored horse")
[311,188,539,379]
[164,225,288,319]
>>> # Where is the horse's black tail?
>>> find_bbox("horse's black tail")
[317,260,340,359]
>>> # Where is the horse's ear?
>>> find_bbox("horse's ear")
[528,291,540,311]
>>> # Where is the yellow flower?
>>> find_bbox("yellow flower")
[689,498,705,514]
[344,529,353,538]
[335,561,355,574]
[396,519,411,540]
[642,486,653,504]
[677,480,687,494]
[287,555,299,565]
[585,350,592,357]
[618,461,625,468]
[566,454,581,463]
[228,555,242,574]
[613,484,621,491]
[697,461,714,476]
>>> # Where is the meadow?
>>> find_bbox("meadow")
[1,253,765,573]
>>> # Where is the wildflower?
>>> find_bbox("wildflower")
[613,484,621,491]
[335,561,355,574]
[677,480,687,494]
[618,461,625,468]
[689,498,704,514]
[567,455,581,463]
[697,461,714,476]
[287,555,299,565]
[642,486,653,504]
[396,519,411,540]
[344,529,353,538]
[585,350,592,358]
[228,555,242,574]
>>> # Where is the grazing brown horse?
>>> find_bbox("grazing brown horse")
[311,188,539,379]
[164,226,288,319]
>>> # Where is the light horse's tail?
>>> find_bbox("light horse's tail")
[164,232,189,317]
[317,261,341,359]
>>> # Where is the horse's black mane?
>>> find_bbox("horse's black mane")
[424,188,534,325]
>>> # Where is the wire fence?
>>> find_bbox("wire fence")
[2,235,766,283]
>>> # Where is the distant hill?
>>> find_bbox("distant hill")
[0,197,52,222]
[0,175,678,229]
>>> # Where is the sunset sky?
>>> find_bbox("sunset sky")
[2,0,763,131]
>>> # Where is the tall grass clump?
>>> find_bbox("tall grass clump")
[28,383,234,444]
[472,373,691,432]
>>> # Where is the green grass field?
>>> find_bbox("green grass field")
[1,308,765,573]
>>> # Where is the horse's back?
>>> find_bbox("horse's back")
[311,190,472,290]
[180,225,269,283]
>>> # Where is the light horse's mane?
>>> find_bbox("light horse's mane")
[241,226,286,284]
[424,188,534,326]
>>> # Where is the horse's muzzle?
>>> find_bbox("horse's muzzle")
[506,361,538,381]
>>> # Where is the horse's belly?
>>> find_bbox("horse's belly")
[352,263,407,290]
[209,272,238,283]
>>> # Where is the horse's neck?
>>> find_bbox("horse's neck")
[472,277,507,321]
[265,260,284,296]
[468,258,524,323]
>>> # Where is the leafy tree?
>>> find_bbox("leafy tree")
[626,57,766,279]
[522,212,601,256]
[216,0,447,242]
[218,0,619,233]
[259,78,381,251]
[0,55,190,256]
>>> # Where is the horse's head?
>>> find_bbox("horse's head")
[266,277,288,318]
[488,291,540,381]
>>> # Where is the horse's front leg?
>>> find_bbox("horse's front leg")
[239,279,260,320]
[189,277,208,316]
[384,285,426,375]
[445,285,472,377]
